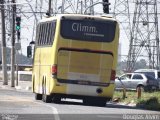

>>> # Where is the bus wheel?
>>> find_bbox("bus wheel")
[52,96,61,103]
[83,99,90,105]
[96,99,107,107]
[42,84,52,103]
[83,98,106,107]
[35,93,42,100]
[42,94,52,103]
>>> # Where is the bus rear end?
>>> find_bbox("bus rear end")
[53,15,119,106]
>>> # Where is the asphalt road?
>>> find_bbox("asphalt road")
[0,88,159,120]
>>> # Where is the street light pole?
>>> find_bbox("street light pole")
[11,0,16,87]
[48,0,52,16]
[46,0,52,16]
[0,0,8,85]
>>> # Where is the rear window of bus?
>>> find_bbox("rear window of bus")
[60,18,116,42]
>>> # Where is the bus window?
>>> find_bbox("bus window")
[47,22,51,45]
[40,24,44,45]
[49,21,56,45]
[60,19,116,42]
[37,24,42,45]
[45,23,49,45]
[36,24,40,44]
[43,24,47,45]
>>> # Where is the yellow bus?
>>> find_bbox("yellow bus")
[27,14,120,106]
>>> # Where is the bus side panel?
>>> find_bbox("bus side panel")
[32,48,42,94]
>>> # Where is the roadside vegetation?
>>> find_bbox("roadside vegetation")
[113,91,160,111]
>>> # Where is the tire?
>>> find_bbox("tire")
[83,98,107,107]
[52,96,61,103]
[32,76,35,92]
[150,86,158,92]
[83,99,90,105]
[42,94,52,103]
[96,99,107,107]
[42,80,52,103]
[35,93,42,100]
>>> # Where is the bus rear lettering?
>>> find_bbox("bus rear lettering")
[72,23,97,33]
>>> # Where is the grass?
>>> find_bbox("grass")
[113,90,160,111]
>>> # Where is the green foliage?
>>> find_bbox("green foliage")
[117,59,148,72]
[113,91,160,111]
[137,97,160,111]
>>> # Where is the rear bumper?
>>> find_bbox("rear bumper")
[51,82,115,98]
[51,93,112,101]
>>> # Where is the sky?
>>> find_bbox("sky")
[0,0,160,62]
[18,0,129,57]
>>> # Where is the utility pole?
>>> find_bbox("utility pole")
[0,0,8,85]
[126,0,160,71]
[113,0,132,72]
[11,0,16,87]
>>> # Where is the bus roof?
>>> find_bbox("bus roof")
[39,14,117,23]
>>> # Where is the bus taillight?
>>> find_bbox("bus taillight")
[110,70,116,81]
[52,65,57,78]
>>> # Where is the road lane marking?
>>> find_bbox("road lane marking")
[0,95,60,120]
[33,101,60,120]
[0,92,60,120]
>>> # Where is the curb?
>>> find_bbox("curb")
[0,85,16,90]
[15,86,32,91]
[108,101,136,107]
[0,80,32,91]
[25,86,32,91]
[0,85,32,91]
